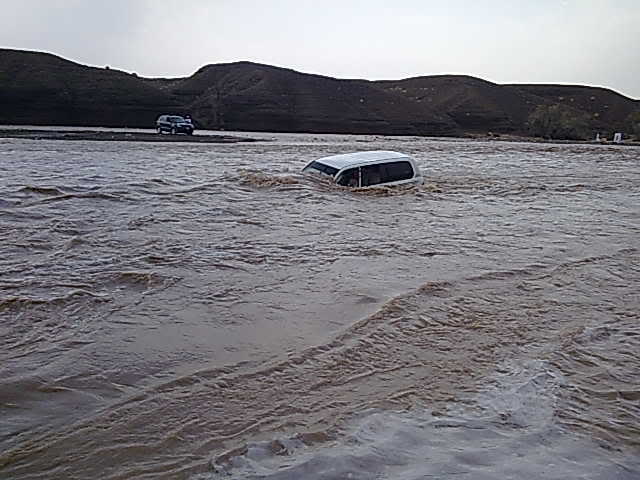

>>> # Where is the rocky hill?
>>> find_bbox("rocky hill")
[0,49,180,127]
[168,62,456,135]
[377,75,535,134]
[1,48,638,138]
[504,83,638,134]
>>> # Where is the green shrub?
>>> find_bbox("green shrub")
[527,104,590,140]
[626,110,640,139]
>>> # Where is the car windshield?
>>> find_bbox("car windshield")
[168,116,185,122]
[302,161,338,177]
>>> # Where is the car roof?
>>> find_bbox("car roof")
[314,151,411,170]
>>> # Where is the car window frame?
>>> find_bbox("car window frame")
[336,167,361,187]
[379,160,415,183]
[361,164,383,187]
[336,159,416,188]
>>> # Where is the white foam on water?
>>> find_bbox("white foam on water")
[197,359,640,480]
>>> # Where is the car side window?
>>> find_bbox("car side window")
[336,167,360,187]
[380,161,414,183]
[361,164,383,187]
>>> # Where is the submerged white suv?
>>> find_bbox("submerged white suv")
[302,151,423,188]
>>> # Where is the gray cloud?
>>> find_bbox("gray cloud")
[1,0,638,98]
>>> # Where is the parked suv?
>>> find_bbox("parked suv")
[156,115,194,135]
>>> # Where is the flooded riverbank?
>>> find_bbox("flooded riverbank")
[1,132,638,479]
[0,128,259,143]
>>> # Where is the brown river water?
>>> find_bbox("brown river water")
[1,131,639,479]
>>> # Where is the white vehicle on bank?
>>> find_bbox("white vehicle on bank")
[302,150,423,188]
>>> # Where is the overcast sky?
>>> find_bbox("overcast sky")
[1,0,639,98]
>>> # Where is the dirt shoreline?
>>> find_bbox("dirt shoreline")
[464,133,640,147]
[0,128,261,143]
[1,128,638,147]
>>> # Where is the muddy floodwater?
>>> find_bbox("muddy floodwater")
[1,131,639,479]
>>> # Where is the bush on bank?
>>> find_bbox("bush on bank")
[527,104,591,141]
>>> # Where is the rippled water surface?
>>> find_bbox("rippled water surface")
[1,132,639,479]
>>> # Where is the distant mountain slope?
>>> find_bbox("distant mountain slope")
[173,61,457,135]
[0,49,180,127]
[1,48,638,137]
[505,84,638,133]
[376,75,537,133]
